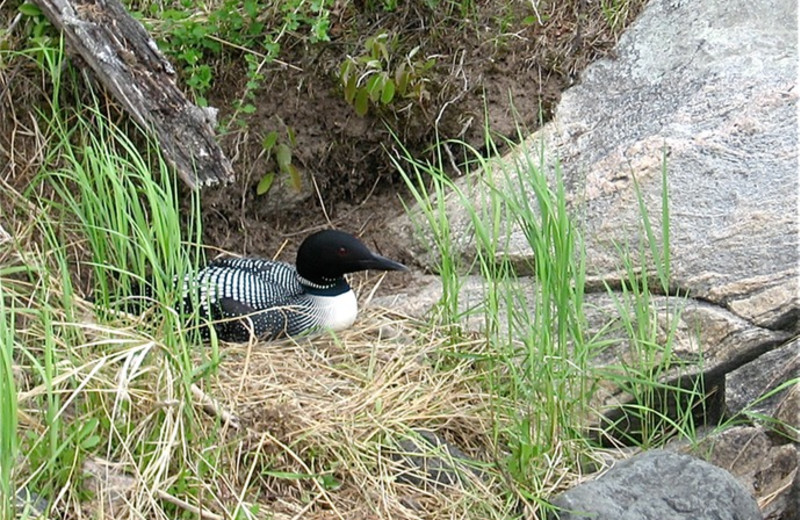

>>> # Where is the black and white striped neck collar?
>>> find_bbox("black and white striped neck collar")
[296,274,351,296]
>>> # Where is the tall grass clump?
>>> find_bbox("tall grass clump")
[3,37,216,517]
[392,135,472,340]
[394,128,699,512]
[593,157,705,448]
[26,38,205,342]
[394,134,592,504]
[493,141,591,491]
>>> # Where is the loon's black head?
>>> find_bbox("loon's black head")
[296,230,407,286]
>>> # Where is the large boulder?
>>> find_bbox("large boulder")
[389,0,798,329]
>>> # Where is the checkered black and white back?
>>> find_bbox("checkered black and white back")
[182,258,353,342]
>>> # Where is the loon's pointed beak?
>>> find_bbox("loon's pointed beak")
[359,253,408,272]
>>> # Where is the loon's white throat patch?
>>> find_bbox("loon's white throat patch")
[310,289,358,331]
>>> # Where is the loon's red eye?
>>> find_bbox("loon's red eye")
[337,246,348,256]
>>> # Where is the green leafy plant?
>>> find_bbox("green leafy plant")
[16,2,58,43]
[256,122,302,195]
[338,32,436,117]
[144,0,334,108]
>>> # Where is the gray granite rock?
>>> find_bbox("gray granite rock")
[549,450,762,520]
[388,0,798,328]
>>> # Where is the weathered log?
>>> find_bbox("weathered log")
[32,0,234,189]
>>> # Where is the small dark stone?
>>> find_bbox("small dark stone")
[389,429,486,490]
[16,486,48,517]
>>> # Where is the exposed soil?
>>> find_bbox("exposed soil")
[193,1,643,262]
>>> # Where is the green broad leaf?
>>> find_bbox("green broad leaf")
[257,173,275,195]
[249,21,265,36]
[81,435,101,450]
[190,24,208,39]
[320,474,341,491]
[180,49,200,66]
[311,18,330,43]
[396,68,410,96]
[394,62,406,87]
[263,42,279,59]
[18,3,41,16]
[366,75,382,103]
[203,39,222,53]
[354,88,369,116]
[262,131,278,151]
[80,418,98,434]
[78,418,100,449]
[376,41,389,64]
[287,164,303,191]
[339,60,352,82]
[275,143,292,171]
[244,0,257,17]
[286,126,296,147]
[380,78,395,104]
[344,74,357,105]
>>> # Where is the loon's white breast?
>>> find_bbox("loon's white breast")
[309,290,358,331]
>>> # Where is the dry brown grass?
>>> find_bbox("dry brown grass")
[195,310,505,518]
[10,300,535,517]
[3,223,592,518]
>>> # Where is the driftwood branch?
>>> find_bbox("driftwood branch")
[32,0,234,189]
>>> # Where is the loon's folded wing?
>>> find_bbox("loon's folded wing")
[187,258,314,341]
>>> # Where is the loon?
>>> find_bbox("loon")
[182,229,407,342]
